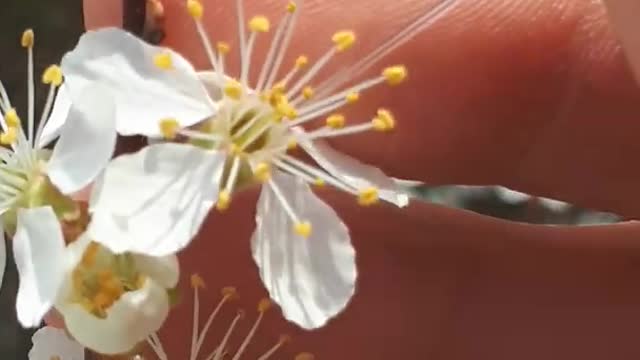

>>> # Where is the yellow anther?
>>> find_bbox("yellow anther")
[258,298,272,312]
[229,143,242,155]
[80,242,100,267]
[286,1,297,13]
[4,109,20,128]
[272,81,286,95]
[295,55,309,69]
[332,30,356,52]
[302,86,314,100]
[217,190,231,211]
[224,79,243,100]
[287,138,298,150]
[187,0,204,19]
[276,102,297,120]
[295,353,315,360]
[153,52,173,70]
[383,65,408,86]
[191,273,206,289]
[346,91,360,104]
[249,16,270,33]
[0,127,17,145]
[222,286,238,299]
[253,162,271,182]
[92,292,114,311]
[159,118,180,139]
[313,178,326,188]
[279,334,292,344]
[217,41,230,55]
[371,108,395,132]
[326,114,345,129]
[358,186,380,206]
[294,221,312,238]
[42,65,63,86]
[21,29,34,48]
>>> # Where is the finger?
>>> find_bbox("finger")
[602,0,640,82]
[82,0,640,218]
[160,190,640,359]
[83,0,122,29]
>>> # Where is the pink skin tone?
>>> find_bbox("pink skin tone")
[63,0,640,358]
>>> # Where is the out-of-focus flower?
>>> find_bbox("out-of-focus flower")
[29,326,84,360]
[61,0,456,329]
[0,29,116,328]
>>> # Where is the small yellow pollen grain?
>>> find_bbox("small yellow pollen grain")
[42,65,63,86]
[217,41,230,55]
[371,108,395,132]
[313,178,326,188]
[154,52,174,70]
[326,114,345,129]
[159,118,180,139]
[249,16,270,33]
[295,55,309,69]
[276,102,297,120]
[187,0,204,19]
[332,30,356,52]
[222,286,238,299]
[4,109,20,128]
[383,65,408,86]
[295,353,316,360]
[294,221,312,238]
[258,298,272,312]
[217,190,232,211]
[253,162,271,182]
[346,91,360,104]
[191,273,206,289]
[286,1,297,13]
[0,127,17,145]
[287,138,298,150]
[224,79,243,100]
[21,29,34,48]
[302,86,314,100]
[358,186,380,206]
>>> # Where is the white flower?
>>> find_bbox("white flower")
[0,29,116,328]
[61,0,455,329]
[29,326,84,360]
[54,234,179,355]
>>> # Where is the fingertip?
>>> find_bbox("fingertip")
[83,0,122,30]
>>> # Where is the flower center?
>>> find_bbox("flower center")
[70,242,146,318]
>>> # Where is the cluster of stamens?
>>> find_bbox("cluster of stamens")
[155,0,408,238]
[71,242,145,318]
[145,274,313,360]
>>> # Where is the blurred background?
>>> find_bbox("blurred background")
[0,0,621,358]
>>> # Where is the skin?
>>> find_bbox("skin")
[80,0,640,358]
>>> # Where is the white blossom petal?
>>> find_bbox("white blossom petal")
[29,326,85,360]
[133,254,180,288]
[57,278,169,355]
[13,207,66,328]
[38,84,72,149]
[295,128,409,207]
[88,143,225,256]
[61,27,216,137]
[47,85,116,195]
[251,171,356,329]
[0,226,5,291]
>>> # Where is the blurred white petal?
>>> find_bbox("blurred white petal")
[29,326,84,360]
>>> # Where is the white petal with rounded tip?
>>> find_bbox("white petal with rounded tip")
[88,143,225,256]
[57,278,169,355]
[29,326,85,360]
[251,171,356,329]
[0,226,5,291]
[133,254,180,288]
[47,85,116,195]
[61,27,216,137]
[294,128,410,207]
[13,207,66,328]
[38,84,72,149]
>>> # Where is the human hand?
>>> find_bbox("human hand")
[82,0,640,358]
